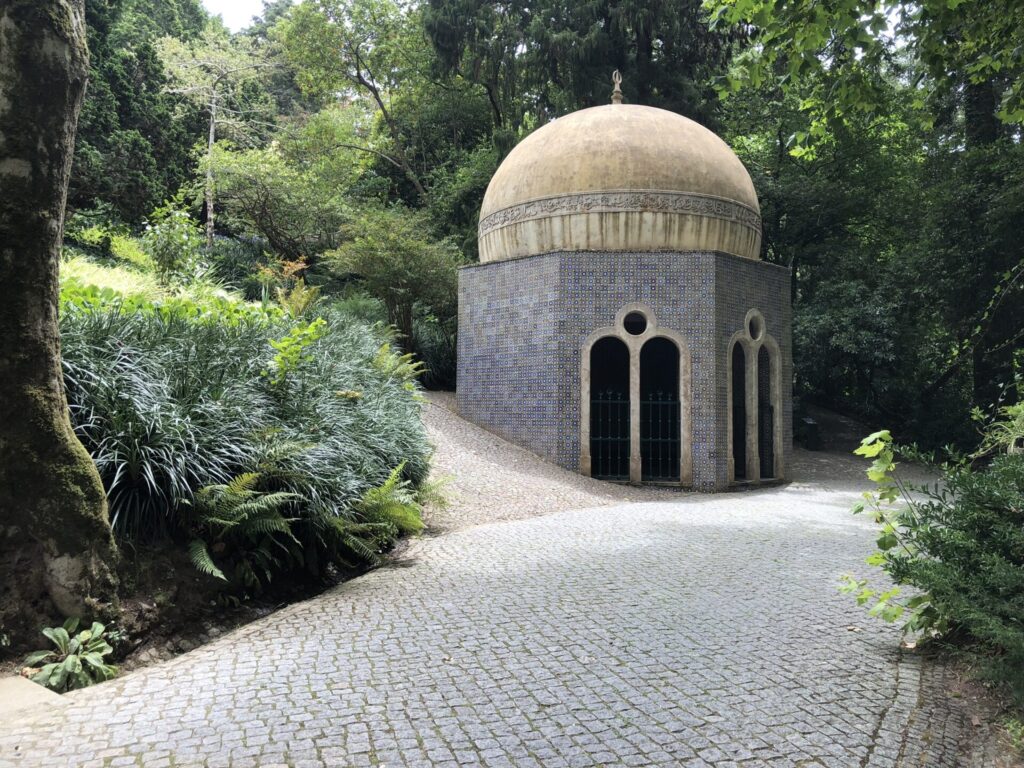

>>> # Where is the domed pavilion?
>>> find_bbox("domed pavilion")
[457,77,791,490]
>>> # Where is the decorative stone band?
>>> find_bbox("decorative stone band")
[478,189,763,238]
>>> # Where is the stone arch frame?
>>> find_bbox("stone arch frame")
[580,303,693,486]
[726,309,784,484]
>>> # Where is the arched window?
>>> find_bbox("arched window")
[731,341,747,481]
[640,338,680,482]
[589,337,630,480]
[758,346,774,479]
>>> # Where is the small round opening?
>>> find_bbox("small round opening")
[623,311,648,335]
[747,313,763,340]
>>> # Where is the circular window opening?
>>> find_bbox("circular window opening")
[623,311,648,335]
[747,313,763,340]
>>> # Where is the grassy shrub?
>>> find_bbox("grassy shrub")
[60,286,432,581]
[62,256,164,300]
[206,236,266,299]
[846,409,1024,705]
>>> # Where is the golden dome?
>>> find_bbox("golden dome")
[478,104,762,263]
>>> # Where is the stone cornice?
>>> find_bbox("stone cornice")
[478,189,763,238]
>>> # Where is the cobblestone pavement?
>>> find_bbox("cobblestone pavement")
[0,398,995,767]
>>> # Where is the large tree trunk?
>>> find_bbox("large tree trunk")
[0,0,118,635]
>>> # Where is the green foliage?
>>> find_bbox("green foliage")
[412,310,457,390]
[844,427,1024,705]
[24,619,120,693]
[424,0,729,130]
[328,207,460,344]
[205,142,349,260]
[265,318,328,389]
[75,2,206,223]
[187,472,301,588]
[1005,716,1024,755]
[276,278,321,318]
[707,0,1024,141]
[354,462,425,537]
[975,404,1024,459]
[372,343,426,391]
[60,292,432,574]
[204,236,267,297]
[721,59,1024,447]
[143,202,205,284]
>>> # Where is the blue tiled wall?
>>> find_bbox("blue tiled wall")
[457,251,791,491]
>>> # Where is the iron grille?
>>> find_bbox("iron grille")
[641,391,680,482]
[590,390,630,480]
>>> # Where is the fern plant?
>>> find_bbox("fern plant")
[188,472,301,589]
[356,461,426,536]
[276,278,321,318]
[372,343,425,391]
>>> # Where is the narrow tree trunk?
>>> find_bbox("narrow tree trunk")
[0,0,118,632]
[205,89,217,248]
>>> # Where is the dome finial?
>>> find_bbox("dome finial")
[611,70,623,105]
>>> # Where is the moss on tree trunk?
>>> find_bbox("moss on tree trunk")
[0,0,118,634]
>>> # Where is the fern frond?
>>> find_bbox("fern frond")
[188,539,227,581]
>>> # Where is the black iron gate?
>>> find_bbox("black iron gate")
[590,390,630,480]
[641,390,680,481]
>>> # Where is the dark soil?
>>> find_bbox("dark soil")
[0,542,356,678]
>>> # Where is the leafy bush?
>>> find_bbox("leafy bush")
[329,292,387,326]
[60,288,432,578]
[328,206,460,344]
[844,411,1024,705]
[143,201,204,284]
[62,256,164,300]
[24,619,119,693]
[264,318,327,389]
[187,462,431,592]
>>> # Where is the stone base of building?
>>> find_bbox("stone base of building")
[456,250,792,492]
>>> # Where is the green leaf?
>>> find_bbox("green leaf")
[877,532,898,551]
[43,627,70,655]
[24,650,55,666]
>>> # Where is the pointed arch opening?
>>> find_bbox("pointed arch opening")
[640,337,680,482]
[731,341,748,481]
[589,336,630,480]
[757,345,775,480]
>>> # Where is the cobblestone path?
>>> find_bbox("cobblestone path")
[0,399,990,767]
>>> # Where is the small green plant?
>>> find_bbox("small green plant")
[328,462,431,566]
[264,318,327,388]
[276,278,321,318]
[1004,716,1024,754]
[24,619,119,693]
[373,342,425,391]
[356,461,426,536]
[143,200,204,284]
[187,472,301,589]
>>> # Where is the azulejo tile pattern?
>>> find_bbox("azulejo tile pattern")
[457,250,792,490]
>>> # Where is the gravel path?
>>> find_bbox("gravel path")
[0,395,1004,767]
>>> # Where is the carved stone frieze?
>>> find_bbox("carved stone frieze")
[478,190,763,237]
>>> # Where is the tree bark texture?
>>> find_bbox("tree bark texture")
[0,0,118,633]
[205,88,217,248]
